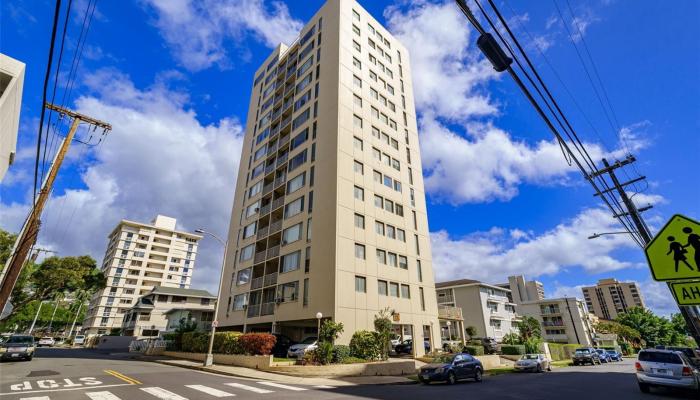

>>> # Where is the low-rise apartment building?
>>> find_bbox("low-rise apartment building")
[436,279,519,342]
[582,278,645,320]
[121,286,215,338]
[0,53,25,181]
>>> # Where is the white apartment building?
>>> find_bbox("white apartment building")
[497,275,545,303]
[217,0,440,355]
[83,215,202,335]
[121,286,215,339]
[0,53,25,182]
[436,279,519,342]
[582,278,645,320]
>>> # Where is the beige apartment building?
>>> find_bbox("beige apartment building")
[498,275,545,303]
[0,53,25,182]
[121,286,215,339]
[436,279,519,343]
[217,0,440,354]
[83,215,202,335]
[582,278,645,320]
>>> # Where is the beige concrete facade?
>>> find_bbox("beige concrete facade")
[217,0,440,355]
[517,298,594,345]
[436,279,519,342]
[83,215,202,335]
[582,278,645,320]
[499,275,545,303]
[0,53,25,182]
[121,286,215,339]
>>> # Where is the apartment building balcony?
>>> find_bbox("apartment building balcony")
[540,308,562,315]
[254,251,267,264]
[276,152,288,166]
[266,245,280,259]
[267,141,278,156]
[263,272,278,287]
[259,202,272,216]
[271,197,285,212]
[284,83,295,95]
[282,97,293,112]
[263,181,275,196]
[543,321,566,327]
[247,304,261,318]
[437,294,455,304]
[279,133,291,147]
[274,174,286,188]
[251,276,264,290]
[260,302,275,316]
[438,305,463,320]
[264,163,276,176]
[256,225,270,240]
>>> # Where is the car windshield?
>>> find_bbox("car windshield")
[669,347,695,358]
[606,350,616,354]
[522,354,539,360]
[6,336,33,344]
[638,351,682,364]
[300,337,317,344]
[575,349,590,354]
[41,337,52,340]
[595,349,605,353]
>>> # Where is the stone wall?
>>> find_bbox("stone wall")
[162,351,273,370]
[268,360,417,377]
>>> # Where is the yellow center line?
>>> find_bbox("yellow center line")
[103,369,142,385]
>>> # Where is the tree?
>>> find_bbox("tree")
[516,316,541,342]
[0,229,17,266]
[615,307,685,347]
[319,320,344,344]
[596,320,642,347]
[374,308,393,360]
[465,326,477,341]
[501,332,520,345]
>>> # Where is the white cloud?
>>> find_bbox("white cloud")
[549,284,586,300]
[141,0,303,71]
[430,207,641,284]
[1,69,245,293]
[639,280,679,317]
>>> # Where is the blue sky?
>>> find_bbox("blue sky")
[1,0,698,316]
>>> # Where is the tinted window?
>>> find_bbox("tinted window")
[7,336,33,344]
[639,351,683,364]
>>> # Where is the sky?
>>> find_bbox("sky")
[1,0,699,317]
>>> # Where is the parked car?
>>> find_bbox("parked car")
[286,337,317,359]
[667,346,700,368]
[595,348,612,363]
[395,339,430,355]
[636,349,700,394]
[478,337,498,354]
[605,349,622,362]
[514,354,551,372]
[0,335,36,361]
[572,347,601,365]
[73,335,86,346]
[418,353,483,384]
[391,334,411,348]
[38,337,56,347]
[271,334,296,358]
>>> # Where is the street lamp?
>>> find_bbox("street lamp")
[446,320,452,341]
[195,228,228,367]
[587,231,630,240]
[316,312,323,340]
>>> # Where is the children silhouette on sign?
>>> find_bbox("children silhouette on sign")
[667,236,694,272]
[683,227,700,270]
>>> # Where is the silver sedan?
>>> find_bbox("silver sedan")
[514,354,551,372]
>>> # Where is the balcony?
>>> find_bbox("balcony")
[267,141,278,155]
[247,304,261,318]
[259,203,271,216]
[274,175,286,188]
[269,219,283,234]
[254,251,267,264]
[540,308,562,315]
[266,245,280,259]
[276,153,288,166]
[543,321,565,327]
[263,182,275,195]
[271,197,285,211]
[264,163,275,175]
[284,84,295,95]
[263,272,278,287]
[438,305,463,320]
[261,302,275,316]
[280,115,292,129]
[256,226,269,240]
[251,276,264,290]
[279,134,291,147]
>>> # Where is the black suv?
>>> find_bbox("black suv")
[271,334,296,358]
[572,347,601,365]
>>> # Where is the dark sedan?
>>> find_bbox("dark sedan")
[395,339,430,355]
[419,353,483,384]
[605,349,622,362]
[0,335,35,361]
[271,333,296,358]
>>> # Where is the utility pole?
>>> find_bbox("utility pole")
[596,158,700,344]
[0,104,111,313]
[67,301,84,339]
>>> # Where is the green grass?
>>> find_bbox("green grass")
[550,359,573,368]
[485,367,515,376]
[273,357,296,363]
[341,356,369,364]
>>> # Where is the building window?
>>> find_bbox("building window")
[233,294,247,311]
[378,280,388,296]
[355,243,366,259]
[354,213,365,229]
[355,276,367,293]
[284,196,305,219]
[415,234,420,255]
[376,249,386,264]
[354,160,364,174]
[353,94,362,107]
[353,115,363,129]
[375,221,385,235]
[288,149,308,172]
[352,9,360,21]
[374,195,383,208]
[353,57,361,69]
[353,40,361,52]
[277,281,299,302]
[417,260,423,282]
[399,255,408,269]
[397,229,405,242]
[353,75,362,87]
[287,172,306,194]
[420,287,426,311]
[387,252,397,267]
[389,282,399,297]
[354,185,364,201]
[282,223,303,245]
[281,250,301,273]
[303,278,309,306]
[401,284,410,299]
[242,221,257,239]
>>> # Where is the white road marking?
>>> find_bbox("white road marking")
[19,397,50,400]
[0,384,132,396]
[223,383,273,394]
[256,382,308,391]
[86,392,122,400]
[313,385,337,389]
[140,387,188,400]
[184,385,235,397]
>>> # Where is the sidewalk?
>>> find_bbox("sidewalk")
[137,355,415,386]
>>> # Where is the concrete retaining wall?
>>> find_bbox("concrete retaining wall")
[475,355,505,369]
[162,351,273,369]
[95,336,136,350]
[268,360,417,377]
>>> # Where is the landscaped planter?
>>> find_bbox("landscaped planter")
[268,360,417,377]
[162,351,273,369]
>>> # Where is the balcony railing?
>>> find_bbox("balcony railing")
[279,134,291,146]
[280,115,292,129]
[284,84,295,95]
[254,251,267,264]
[267,141,278,155]
[247,304,261,318]
[269,219,283,234]
[263,182,274,195]
[263,272,278,287]
[266,245,280,259]
[256,226,269,240]
[274,175,286,188]
[261,302,275,316]
[276,153,288,167]
[251,276,264,290]
[438,305,463,320]
[540,308,562,315]
[259,203,271,216]
[271,197,285,211]
[543,321,565,327]
[264,163,275,175]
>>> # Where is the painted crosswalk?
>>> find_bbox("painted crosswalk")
[17,380,328,399]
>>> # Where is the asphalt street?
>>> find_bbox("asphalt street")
[0,348,695,399]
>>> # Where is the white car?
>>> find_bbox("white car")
[38,337,55,347]
[391,335,412,348]
[287,337,318,358]
[73,335,86,346]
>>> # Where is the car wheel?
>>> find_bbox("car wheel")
[547,365,552,372]
[537,364,543,373]
[26,356,33,361]
[447,372,456,385]
[474,368,482,382]
[638,382,650,393]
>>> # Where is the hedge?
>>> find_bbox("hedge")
[332,344,351,363]
[239,333,276,355]
[182,332,209,353]
[463,345,485,356]
[547,343,580,361]
[213,332,243,354]
[179,331,275,355]
[501,345,526,355]
[349,330,381,360]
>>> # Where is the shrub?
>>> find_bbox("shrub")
[342,356,368,364]
[501,333,520,345]
[312,341,334,365]
[462,345,485,356]
[547,343,580,361]
[319,320,344,344]
[501,344,526,355]
[332,344,351,363]
[181,332,209,353]
[524,337,542,354]
[349,330,381,360]
[239,333,276,355]
[373,308,393,360]
[213,332,243,354]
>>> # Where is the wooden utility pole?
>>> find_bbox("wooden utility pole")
[0,104,111,313]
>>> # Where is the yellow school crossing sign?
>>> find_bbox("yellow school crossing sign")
[645,214,700,281]
[670,281,700,306]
